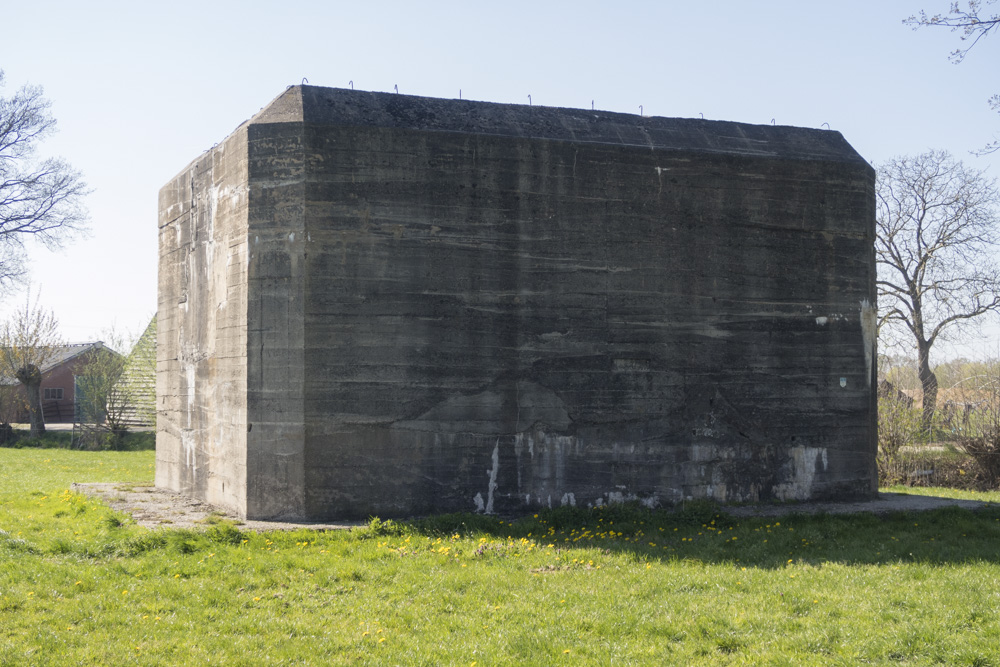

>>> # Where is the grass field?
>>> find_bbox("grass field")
[3,449,1000,665]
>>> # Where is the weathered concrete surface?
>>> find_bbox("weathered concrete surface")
[156,125,250,516]
[158,86,877,520]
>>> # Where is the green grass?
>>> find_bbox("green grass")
[884,484,1000,503]
[3,451,1000,665]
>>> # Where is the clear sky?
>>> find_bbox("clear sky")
[1,0,998,357]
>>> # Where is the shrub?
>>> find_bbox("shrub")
[951,361,1000,488]
[877,393,924,486]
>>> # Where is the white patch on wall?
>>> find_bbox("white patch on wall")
[815,316,828,326]
[773,446,828,500]
[860,299,876,387]
[473,492,485,512]
[560,492,576,507]
[485,439,500,514]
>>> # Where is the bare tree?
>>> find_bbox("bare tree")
[876,150,1000,426]
[905,1,1000,154]
[0,70,88,288]
[0,291,61,437]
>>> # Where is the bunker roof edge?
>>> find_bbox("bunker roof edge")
[280,85,869,166]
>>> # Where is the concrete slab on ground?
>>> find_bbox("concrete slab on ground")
[71,483,999,531]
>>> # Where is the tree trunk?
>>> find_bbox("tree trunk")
[917,342,938,432]
[16,364,45,438]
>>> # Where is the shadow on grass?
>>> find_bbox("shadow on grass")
[365,500,1000,570]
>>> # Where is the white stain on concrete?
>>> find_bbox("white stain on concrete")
[860,299,876,387]
[815,316,828,326]
[773,446,828,500]
[560,492,576,507]
[473,492,485,512]
[485,439,500,514]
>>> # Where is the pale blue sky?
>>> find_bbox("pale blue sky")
[1,0,998,357]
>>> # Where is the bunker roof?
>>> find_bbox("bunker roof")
[248,85,870,167]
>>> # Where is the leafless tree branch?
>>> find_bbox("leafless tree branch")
[876,150,1000,424]
[0,70,88,290]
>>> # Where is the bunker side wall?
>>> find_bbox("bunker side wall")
[155,129,250,515]
[243,122,307,520]
[298,125,876,519]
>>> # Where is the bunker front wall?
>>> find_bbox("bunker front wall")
[156,128,251,515]
[294,119,877,519]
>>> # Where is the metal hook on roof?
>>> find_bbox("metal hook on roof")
[459,89,462,100]
[821,122,831,130]
[771,118,776,125]
[394,84,399,93]
[302,77,309,85]
[528,94,532,106]
[700,112,704,119]
[349,80,354,90]
[639,105,643,116]
[592,100,594,110]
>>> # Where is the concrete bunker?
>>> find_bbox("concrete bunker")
[156,85,877,520]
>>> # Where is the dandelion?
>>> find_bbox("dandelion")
[563,649,571,654]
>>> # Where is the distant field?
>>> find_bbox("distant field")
[2,448,1000,664]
